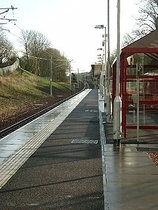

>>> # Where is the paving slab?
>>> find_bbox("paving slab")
[0,89,104,210]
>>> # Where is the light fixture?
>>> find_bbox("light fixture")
[94,25,104,29]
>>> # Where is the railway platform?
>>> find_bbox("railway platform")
[0,89,103,210]
[0,89,158,210]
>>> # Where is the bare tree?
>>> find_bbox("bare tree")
[0,28,16,68]
[121,33,135,48]
[133,0,158,38]
[38,48,69,81]
[19,29,70,81]
[20,29,51,56]
[20,29,51,73]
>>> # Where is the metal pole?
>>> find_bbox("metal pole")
[69,67,71,90]
[106,0,111,122]
[104,27,107,102]
[101,56,104,97]
[113,0,122,144]
[94,25,105,99]
[136,63,140,141]
[50,55,52,96]
[77,68,80,88]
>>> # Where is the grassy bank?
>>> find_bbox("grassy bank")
[0,68,71,115]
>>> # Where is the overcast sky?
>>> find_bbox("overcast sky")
[1,0,139,72]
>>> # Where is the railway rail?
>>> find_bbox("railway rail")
[0,89,84,139]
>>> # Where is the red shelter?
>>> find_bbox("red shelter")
[112,29,158,138]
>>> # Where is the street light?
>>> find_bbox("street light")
[94,25,104,29]
[96,49,104,97]
[94,24,107,105]
[113,0,121,144]
[106,0,111,123]
[50,55,53,96]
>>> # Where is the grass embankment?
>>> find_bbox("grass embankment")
[0,68,71,115]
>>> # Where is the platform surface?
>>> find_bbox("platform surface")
[0,89,158,210]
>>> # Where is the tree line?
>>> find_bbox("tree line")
[0,28,71,82]
[1,0,158,79]
[122,0,158,47]
[110,0,158,69]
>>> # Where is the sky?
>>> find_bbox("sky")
[1,0,139,72]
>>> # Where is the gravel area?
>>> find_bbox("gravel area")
[148,152,158,167]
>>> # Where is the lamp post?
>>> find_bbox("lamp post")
[97,49,104,97]
[94,25,107,102]
[50,55,53,96]
[106,0,111,122]
[69,65,71,90]
[113,0,121,144]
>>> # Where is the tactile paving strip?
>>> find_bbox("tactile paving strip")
[71,139,98,144]
[0,89,91,189]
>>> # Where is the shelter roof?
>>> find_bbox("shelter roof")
[112,29,158,66]
[123,29,158,50]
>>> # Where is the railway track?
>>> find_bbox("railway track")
[0,89,84,138]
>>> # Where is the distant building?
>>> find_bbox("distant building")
[91,64,102,88]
